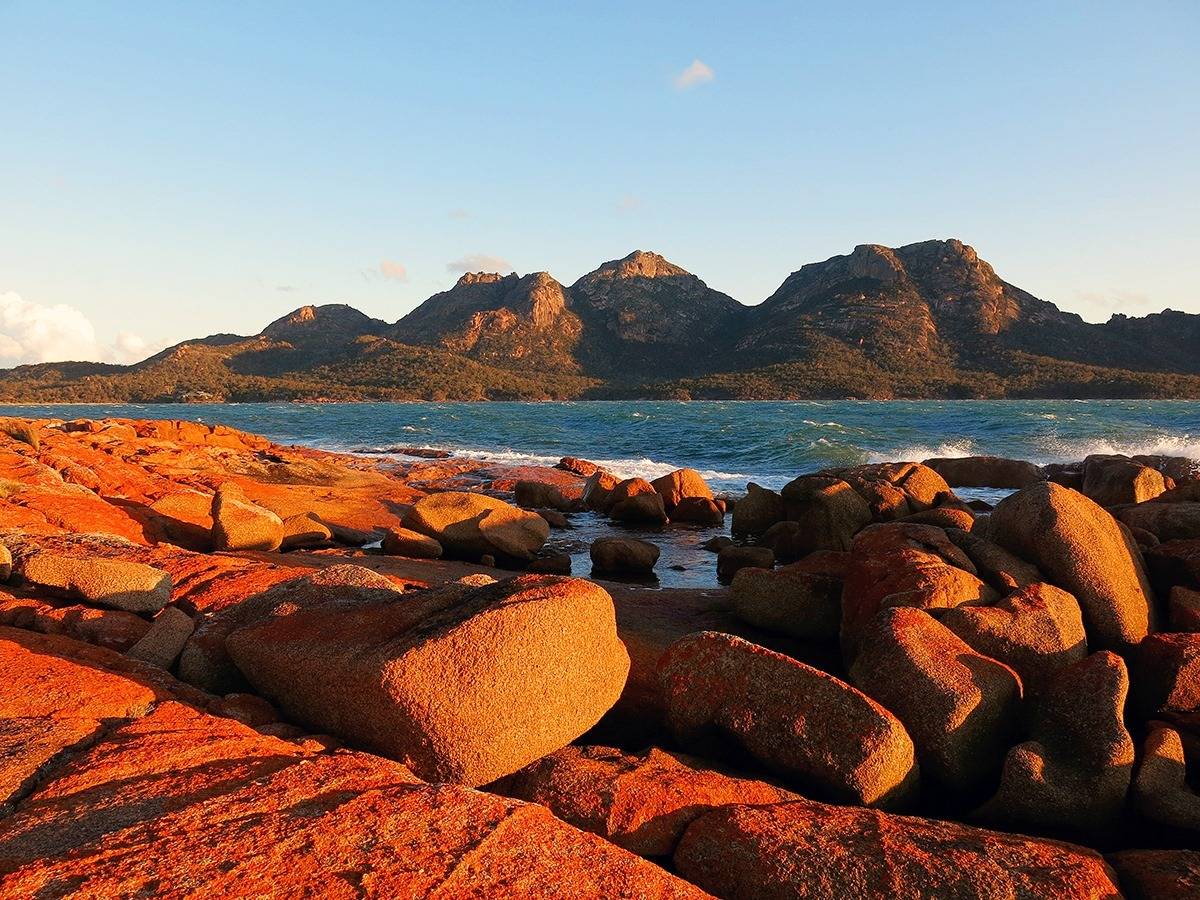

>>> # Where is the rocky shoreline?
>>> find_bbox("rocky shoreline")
[0,415,1197,897]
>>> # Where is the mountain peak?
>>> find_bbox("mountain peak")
[593,250,690,280]
[455,272,510,288]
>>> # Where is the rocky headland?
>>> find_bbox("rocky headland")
[0,415,1198,897]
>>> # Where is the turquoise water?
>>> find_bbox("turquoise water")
[3,400,1199,492]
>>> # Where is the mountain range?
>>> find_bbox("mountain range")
[4,238,1199,402]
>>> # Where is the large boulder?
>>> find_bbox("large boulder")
[1082,455,1169,507]
[826,461,953,515]
[731,564,841,640]
[610,492,668,525]
[671,496,724,526]
[227,575,630,786]
[581,470,620,512]
[1108,850,1200,900]
[924,455,1044,489]
[16,553,171,613]
[401,491,549,560]
[940,582,1088,699]
[674,800,1121,900]
[840,522,997,658]
[1131,725,1200,832]
[126,606,194,670]
[590,537,659,575]
[657,631,917,808]
[779,475,872,552]
[514,479,574,512]
[278,512,332,551]
[178,564,406,693]
[1130,632,1200,717]
[650,468,713,514]
[979,651,1135,833]
[731,483,784,535]
[502,744,796,857]
[850,607,1022,792]
[211,482,283,552]
[989,482,1156,651]
[1117,501,1200,542]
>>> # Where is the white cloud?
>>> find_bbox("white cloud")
[674,59,714,90]
[0,291,157,367]
[380,259,409,282]
[616,194,642,212]
[446,254,512,274]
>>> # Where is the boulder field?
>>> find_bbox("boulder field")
[0,417,1197,897]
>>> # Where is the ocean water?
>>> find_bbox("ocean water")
[4,400,1199,493]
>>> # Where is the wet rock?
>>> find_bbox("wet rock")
[716,545,774,583]
[700,536,733,553]
[1131,633,1200,717]
[591,538,660,575]
[779,474,872,552]
[381,525,443,559]
[527,552,572,575]
[610,491,669,525]
[16,552,171,613]
[731,483,784,535]
[850,607,1022,792]
[671,496,724,526]
[657,631,917,807]
[536,508,570,529]
[675,799,1120,900]
[1131,725,1200,832]
[990,482,1156,651]
[940,582,1088,699]
[651,468,714,514]
[515,479,574,512]
[924,455,1044,489]
[402,490,549,560]
[979,651,1134,833]
[730,564,840,639]
[502,744,796,857]
[211,482,284,552]
[227,575,630,786]
[126,606,195,669]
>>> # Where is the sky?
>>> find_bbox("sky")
[1,1,1197,366]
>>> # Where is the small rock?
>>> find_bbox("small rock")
[479,554,496,567]
[700,536,733,553]
[671,496,723,526]
[18,553,172,613]
[209,692,280,727]
[535,508,570,529]
[381,526,443,559]
[1171,586,1200,631]
[528,553,572,575]
[1132,725,1200,831]
[730,483,784,535]
[591,538,659,574]
[610,492,668,525]
[278,513,332,551]
[716,545,774,583]
[1131,633,1200,718]
[126,606,195,669]
[515,480,573,512]
[211,482,284,552]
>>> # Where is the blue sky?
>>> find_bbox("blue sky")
[1,1,1197,364]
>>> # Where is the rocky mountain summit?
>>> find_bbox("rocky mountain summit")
[2,239,1199,400]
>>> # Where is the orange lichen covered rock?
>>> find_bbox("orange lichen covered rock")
[674,800,1121,900]
[651,468,714,514]
[211,482,284,551]
[657,631,917,808]
[940,582,1088,698]
[979,651,1135,833]
[849,607,1022,792]
[989,482,1156,650]
[227,575,631,786]
[402,490,549,560]
[841,522,997,658]
[1108,849,1200,900]
[502,744,797,857]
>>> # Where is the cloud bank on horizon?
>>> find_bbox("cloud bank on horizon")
[0,291,157,367]
[446,254,513,275]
